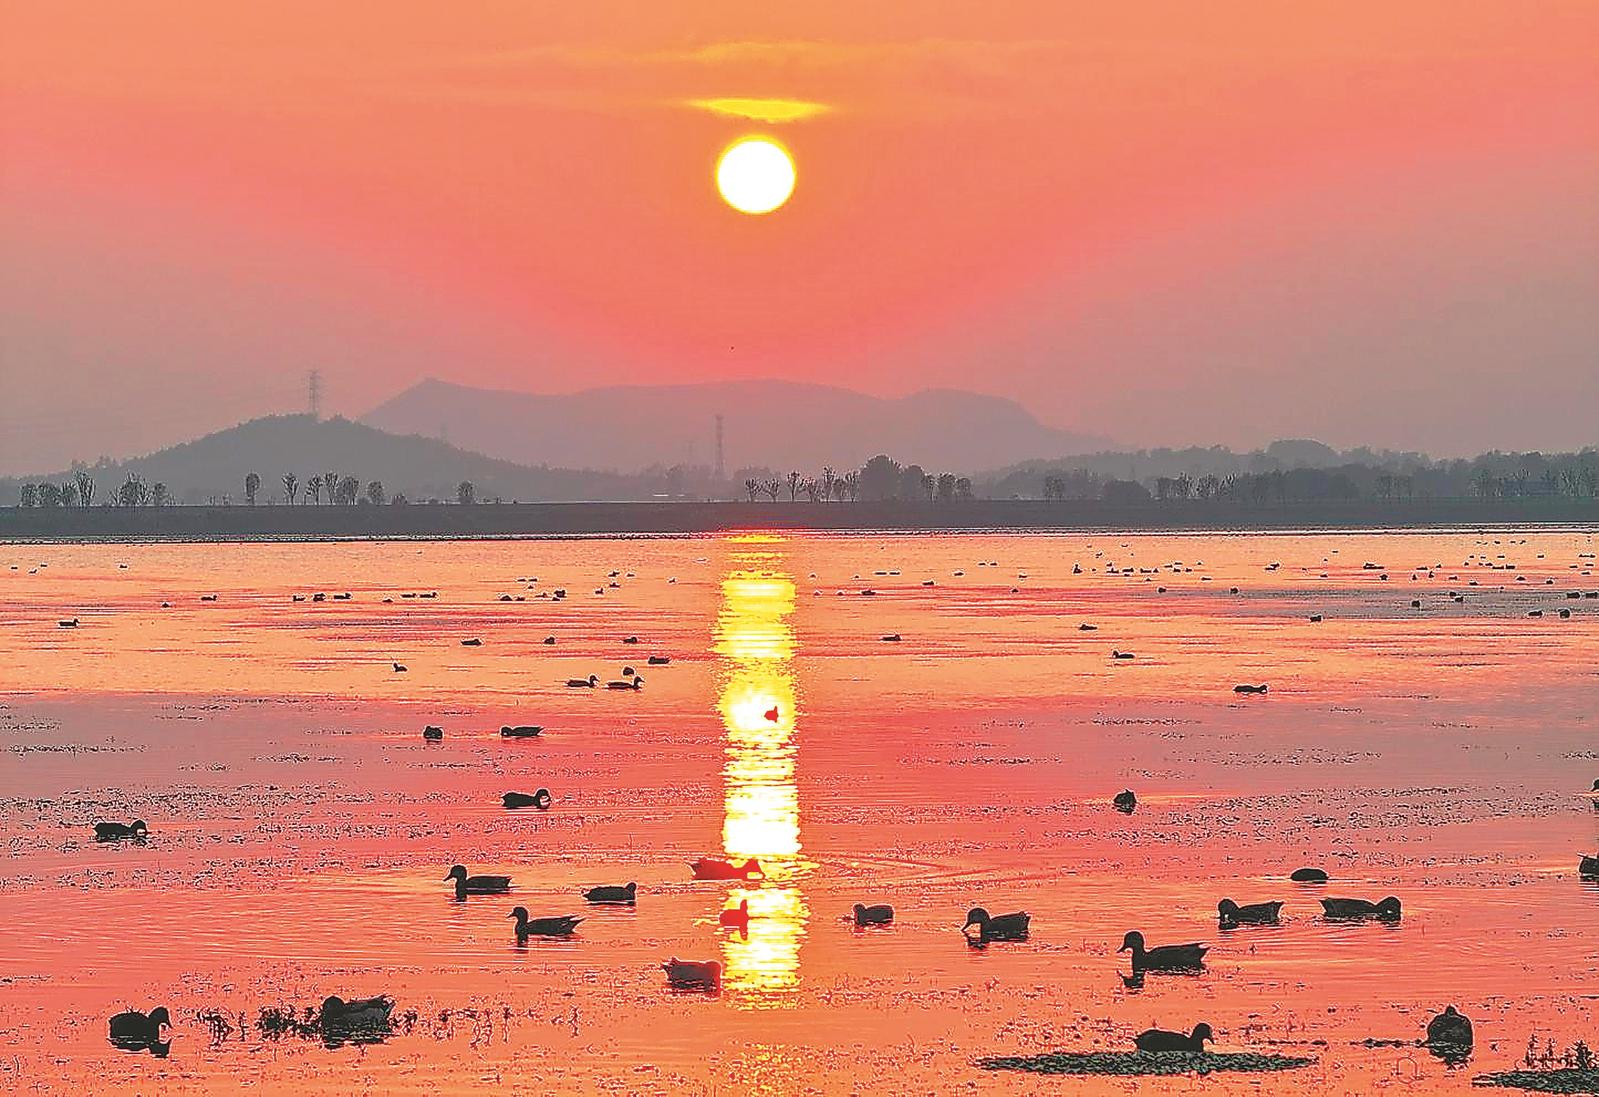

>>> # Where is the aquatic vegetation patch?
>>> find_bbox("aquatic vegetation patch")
[977,1051,1315,1076]
[1473,1070,1599,1094]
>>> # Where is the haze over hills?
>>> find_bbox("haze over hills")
[0,416,659,506]
[362,379,1111,474]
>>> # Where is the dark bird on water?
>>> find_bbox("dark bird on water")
[622,635,640,644]
[691,856,763,881]
[543,636,557,645]
[1112,650,1135,660]
[662,958,720,989]
[764,706,780,721]
[583,882,637,905]
[1218,898,1283,927]
[461,638,483,647]
[881,633,901,642]
[503,789,552,810]
[1113,789,1137,814]
[964,906,1030,942]
[606,675,644,690]
[510,907,583,938]
[1135,1023,1214,1053]
[853,903,894,926]
[95,819,148,841]
[422,725,443,741]
[1579,853,1598,878]
[1290,867,1328,883]
[392,662,407,673]
[718,899,751,930]
[500,725,542,738]
[445,864,511,896]
[319,995,394,1032]
[1320,896,1402,920]
[1426,1005,1473,1050]
[108,1006,171,1052]
[647,655,671,665]
[1119,930,1207,972]
[1233,683,1268,694]
[566,674,599,688]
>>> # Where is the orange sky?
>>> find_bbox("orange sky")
[2,2,1597,470]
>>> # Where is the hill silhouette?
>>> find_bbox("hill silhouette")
[362,378,1110,473]
[0,415,656,505]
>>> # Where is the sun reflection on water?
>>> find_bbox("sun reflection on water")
[714,543,808,1005]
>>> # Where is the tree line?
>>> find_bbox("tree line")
[15,470,485,508]
[737,456,974,503]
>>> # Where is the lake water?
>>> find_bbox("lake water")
[2,529,1598,1094]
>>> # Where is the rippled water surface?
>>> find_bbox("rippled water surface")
[3,530,1599,1094]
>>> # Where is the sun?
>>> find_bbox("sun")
[716,137,795,215]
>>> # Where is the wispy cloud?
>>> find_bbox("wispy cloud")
[686,97,830,123]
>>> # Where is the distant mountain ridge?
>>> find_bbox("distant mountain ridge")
[362,378,1110,473]
[0,415,659,506]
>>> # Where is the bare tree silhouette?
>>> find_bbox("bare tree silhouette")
[73,470,95,508]
[457,480,475,505]
[282,473,298,505]
[306,475,323,505]
[245,472,260,505]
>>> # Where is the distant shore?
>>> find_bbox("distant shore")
[2,498,1597,542]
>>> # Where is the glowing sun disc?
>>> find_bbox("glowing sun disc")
[716,137,795,215]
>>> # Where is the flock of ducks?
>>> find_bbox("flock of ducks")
[68,542,1599,1065]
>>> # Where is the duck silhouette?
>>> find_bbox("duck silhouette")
[566,675,599,688]
[108,1006,171,1053]
[1233,684,1268,694]
[583,882,637,905]
[1579,853,1598,878]
[647,655,671,665]
[853,903,894,926]
[1113,789,1137,814]
[503,789,552,810]
[392,662,407,673]
[1320,896,1402,920]
[718,899,751,931]
[543,636,557,645]
[95,819,148,841]
[1425,1005,1473,1058]
[460,638,482,647]
[1290,867,1328,883]
[58,617,79,628]
[445,864,511,897]
[500,725,542,738]
[1217,899,1283,927]
[764,706,780,721]
[690,856,763,881]
[422,725,443,741]
[319,995,394,1044]
[510,907,582,938]
[1112,650,1135,660]
[963,907,1030,942]
[1119,931,1207,972]
[662,957,720,989]
[606,675,644,690]
[1135,1023,1213,1053]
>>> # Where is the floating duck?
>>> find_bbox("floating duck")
[1290,867,1328,883]
[583,882,637,905]
[690,856,762,881]
[1079,623,1098,631]
[1113,789,1137,814]
[1320,896,1402,921]
[606,675,644,690]
[566,675,599,688]
[503,789,552,810]
[1233,684,1268,694]
[445,864,511,896]
[1119,930,1207,972]
[1112,650,1135,660]
[662,957,720,990]
[622,635,640,644]
[1426,1005,1473,1052]
[881,633,902,642]
[718,899,751,930]
[510,907,582,938]
[392,662,407,673]
[853,903,894,926]
[963,907,1030,942]
[764,706,779,721]
[422,725,443,741]
[647,655,671,666]
[57,617,79,628]
[1579,853,1598,878]
[1217,899,1283,927]
[95,819,148,841]
[1134,1023,1213,1053]
[500,725,542,738]
[542,636,557,645]
[460,638,483,647]
[1309,614,1323,622]
[108,1006,171,1053]
[320,995,394,1033]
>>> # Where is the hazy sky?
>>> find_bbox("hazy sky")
[3,2,1596,473]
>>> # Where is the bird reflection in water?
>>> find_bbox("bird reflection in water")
[714,538,809,1006]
